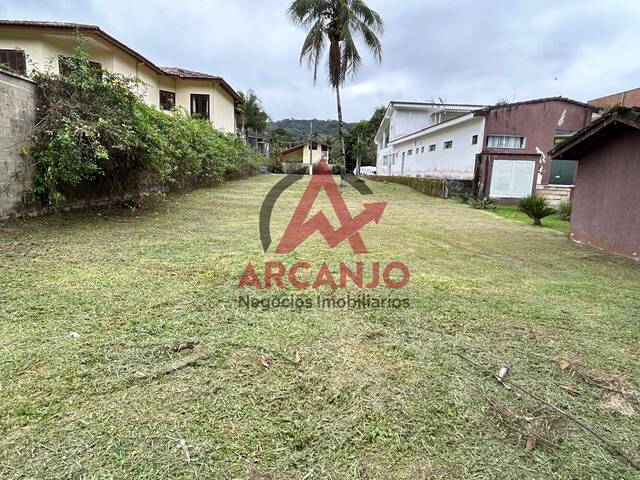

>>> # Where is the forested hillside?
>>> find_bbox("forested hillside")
[270,118,356,139]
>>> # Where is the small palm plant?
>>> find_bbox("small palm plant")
[518,195,556,226]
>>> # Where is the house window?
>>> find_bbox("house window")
[554,130,576,145]
[421,146,425,153]
[486,135,525,149]
[0,49,27,75]
[444,141,453,149]
[58,55,102,79]
[429,144,436,152]
[190,94,210,120]
[549,159,577,185]
[159,90,175,110]
[472,135,478,145]
[407,149,412,156]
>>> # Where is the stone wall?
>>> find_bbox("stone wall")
[0,69,36,219]
[536,185,572,208]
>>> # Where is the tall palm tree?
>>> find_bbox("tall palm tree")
[238,90,270,138]
[288,0,383,177]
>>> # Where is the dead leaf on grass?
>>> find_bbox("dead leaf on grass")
[604,394,636,417]
[167,340,199,353]
[559,384,581,396]
[260,353,273,369]
[553,357,573,370]
[293,348,301,364]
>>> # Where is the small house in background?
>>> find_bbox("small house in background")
[280,135,331,165]
[590,87,640,108]
[550,107,640,260]
[245,132,270,156]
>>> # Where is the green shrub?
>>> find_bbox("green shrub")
[471,197,497,210]
[368,175,447,197]
[518,195,556,225]
[30,37,264,203]
[460,191,475,204]
[558,200,572,220]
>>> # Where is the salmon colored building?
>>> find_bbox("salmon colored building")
[551,107,640,259]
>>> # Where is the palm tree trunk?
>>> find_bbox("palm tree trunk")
[335,83,347,183]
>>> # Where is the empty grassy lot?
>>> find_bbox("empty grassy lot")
[1,175,639,479]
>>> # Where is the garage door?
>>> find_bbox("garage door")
[489,160,535,198]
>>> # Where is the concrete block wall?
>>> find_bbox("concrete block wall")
[536,185,573,208]
[0,69,36,219]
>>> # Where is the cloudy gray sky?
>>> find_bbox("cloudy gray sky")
[2,0,639,121]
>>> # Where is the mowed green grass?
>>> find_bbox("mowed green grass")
[491,204,571,234]
[1,175,639,479]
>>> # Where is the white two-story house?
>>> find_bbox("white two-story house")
[374,101,485,175]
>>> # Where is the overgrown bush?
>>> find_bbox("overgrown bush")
[266,154,283,173]
[30,38,264,203]
[558,200,572,220]
[460,191,474,204]
[518,195,556,225]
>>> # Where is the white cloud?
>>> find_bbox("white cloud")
[2,0,640,120]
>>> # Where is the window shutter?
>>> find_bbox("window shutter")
[0,49,27,75]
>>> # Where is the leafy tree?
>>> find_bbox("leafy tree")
[345,105,385,171]
[237,89,270,136]
[269,127,295,145]
[288,0,384,178]
[269,118,355,140]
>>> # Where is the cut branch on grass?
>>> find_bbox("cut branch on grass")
[132,349,210,381]
[552,356,638,416]
[458,352,640,471]
[487,397,562,450]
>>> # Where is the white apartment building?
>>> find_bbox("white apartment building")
[374,101,485,175]
[380,113,485,178]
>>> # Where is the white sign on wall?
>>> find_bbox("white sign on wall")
[489,160,535,198]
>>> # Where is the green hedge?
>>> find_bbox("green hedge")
[367,175,447,197]
[30,38,265,203]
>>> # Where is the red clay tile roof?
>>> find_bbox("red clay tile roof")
[161,67,241,101]
[0,20,241,102]
[589,87,640,108]
[160,67,220,80]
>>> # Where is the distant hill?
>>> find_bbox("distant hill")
[270,118,356,140]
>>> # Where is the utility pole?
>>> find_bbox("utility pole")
[355,133,362,176]
[309,120,313,176]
